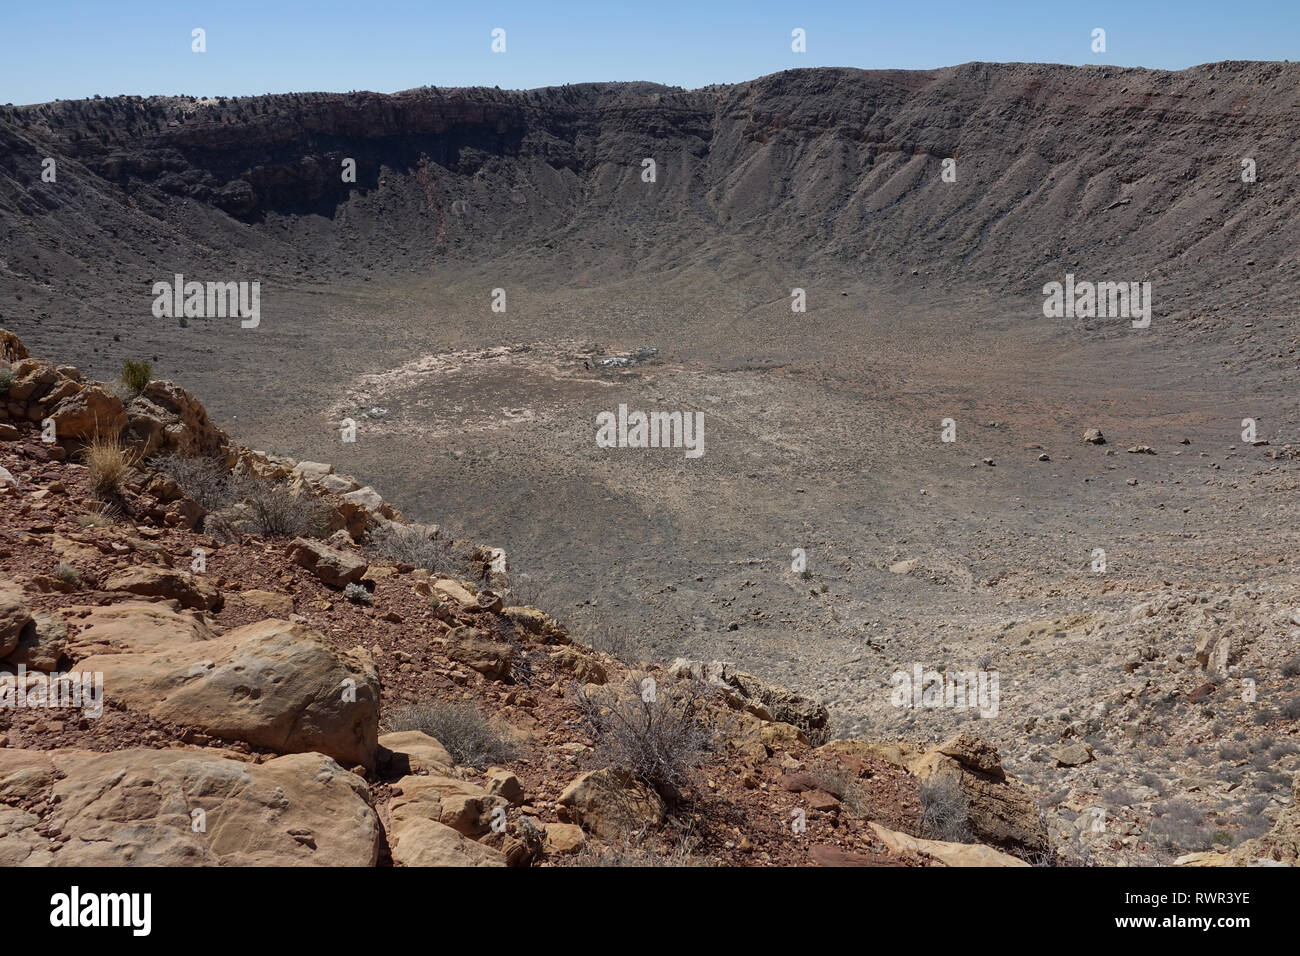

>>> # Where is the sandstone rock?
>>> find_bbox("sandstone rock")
[125,380,230,460]
[0,805,54,866]
[390,774,507,837]
[432,578,477,606]
[667,658,829,742]
[909,734,1048,854]
[445,626,514,680]
[388,817,506,867]
[0,465,16,489]
[544,822,585,854]
[1082,428,1106,444]
[1054,743,1094,767]
[0,579,33,658]
[378,730,454,776]
[286,537,368,587]
[484,767,524,804]
[868,822,1029,867]
[0,749,379,866]
[558,768,666,841]
[48,385,127,441]
[316,473,358,494]
[78,618,380,768]
[102,566,224,611]
[239,589,294,616]
[3,613,68,672]
[290,461,332,482]
[63,601,215,656]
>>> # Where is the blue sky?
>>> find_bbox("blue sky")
[2,0,1297,104]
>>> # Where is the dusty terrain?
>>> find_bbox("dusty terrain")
[1,63,1299,865]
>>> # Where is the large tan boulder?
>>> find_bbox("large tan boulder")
[77,618,381,768]
[124,380,230,460]
[909,733,1049,854]
[389,774,506,837]
[868,822,1029,867]
[0,749,379,866]
[48,385,126,440]
[63,601,215,656]
[286,537,368,588]
[102,566,224,611]
[558,768,666,841]
[378,730,454,776]
[388,818,506,867]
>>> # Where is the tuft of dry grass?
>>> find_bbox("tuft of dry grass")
[83,434,138,498]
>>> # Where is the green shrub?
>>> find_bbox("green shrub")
[120,359,153,396]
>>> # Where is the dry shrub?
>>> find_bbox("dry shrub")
[387,701,518,768]
[83,434,137,498]
[918,775,973,843]
[152,453,235,511]
[574,674,715,807]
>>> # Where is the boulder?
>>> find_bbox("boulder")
[239,589,295,617]
[48,385,127,441]
[445,626,514,681]
[63,600,215,656]
[378,730,454,776]
[909,734,1049,854]
[3,613,68,672]
[0,749,380,866]
[558,768,666,841]
[77,618,380,768]
[667,658,829,742]
[388,818,506,867]
[0,579,33,658]
[125,380,230,460]
[544,823,586,855]
[484,768,524,804]
[286,537,368,587]
[102,566,224,611]
[389,774,506,837]
[868,822,1029,867]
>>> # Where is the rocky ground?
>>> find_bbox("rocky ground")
[0,327,1120,868]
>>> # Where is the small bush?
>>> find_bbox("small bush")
[343,582,373,606]
[0,365,15,396]
[54,562,83,589]
[1280,697,1300,721]
[1147,799,1213,854]
[918,775,973,843]
[120,359,153,397]
[368,523,465,575]
[234,476,332,539]
[153,454,235,511]
[387,701,517,768]
[1281,656,1300,679]
[574,675,715,806]
[1217,742,1248,762]
[83,434,136,498]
